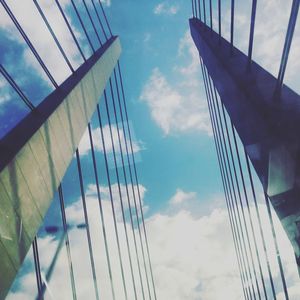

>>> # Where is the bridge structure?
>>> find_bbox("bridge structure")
[1,0,300,299]
[190,0,300,299]
[0,1,156,299]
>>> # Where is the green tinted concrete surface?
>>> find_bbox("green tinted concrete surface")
[0,37,121,299]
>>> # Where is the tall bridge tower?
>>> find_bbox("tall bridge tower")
[190,0,299,299]
[0,2,156,299]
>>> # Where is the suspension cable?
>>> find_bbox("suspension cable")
[245,152,277,299]
[200,58,249,300]
[219,101,261,300]
[192,0,195,17]
[58,184,77,300]
[209,0,213,30]
[32,237,43,297]
[218,0,221,40]
[88,123,116,300]
[96,102,129,300]
[105,80,139,300]
[91,0,108,41]
[205,66,257,299]
[0,64,35,110]
[264,193,289,299]
[54,0,86,62]
[276,0,299,91]
[82,0,102,46]
[33,0,74,73]
[70,0,95,53]
[76,149,100,300]
[1,0,58,88]
[117,61,158,300]
[98,0,113,37]
[230,0,235,53]
[198,0,202,21]
[202,0,207,25]
[213,73,256,300]
[231,125,268,300]
[248,0,257,68]
[112,69,148,300]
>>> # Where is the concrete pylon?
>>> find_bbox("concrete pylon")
[190,18,300,274]
[0,36,121,299]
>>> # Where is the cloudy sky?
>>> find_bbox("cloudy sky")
[1,0,300,299]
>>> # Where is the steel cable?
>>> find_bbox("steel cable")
[97,101,129,300]
[105,80,139,300]
[58,184,77,300]
[33,0,74,73]
[76,149,100,300]
[91,0,108,41]
[0,64,35,110]
[1,0,58,87]
[231,126,268,300]
[245,153,277,299]
[117,61,157,300]
[112,70,148,300]
[54,0,86,62]
[200,58,249,300]
[204,66,257,299]
[88,123,116,300]
[70,0,95,53]
[82,0,102,47]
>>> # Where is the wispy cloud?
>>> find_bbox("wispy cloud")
[143,32,151,43]
[6,187,300,299]
[252,0,300,92]
[140,31,211,136]
[219,0,300,93]
[101,0,111,7]
[169,189,197,205]
[0,78,11,106]
[0,1,85,86]
[154,2,179,16]
[85,183,148,217]
[78,124,143,156]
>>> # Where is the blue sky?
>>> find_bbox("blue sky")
[1,0,300,299]
[0,0,224,214]
[105,0,223,214]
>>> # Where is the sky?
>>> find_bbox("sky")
[1,0,300,299]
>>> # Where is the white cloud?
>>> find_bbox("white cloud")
[151,191,300,300]
[140,29,212,136]
[252,0,300,92]
[177,30,200,76]
[140,67,210,135]
[6,188,300,299]
[78,124,143,156]
[219,0,300,93]
[6,182,149,300]
[0,93,10,106]
[146,0,300,137]
[101,0,111,7]
[0,78,11,106]
[143,33,151,43]
[154,2,179,15]
[169,188,197,205]
[3,2,300,298]
[147,208,241,299]
[85,183,147,220]
[0,0,85,86]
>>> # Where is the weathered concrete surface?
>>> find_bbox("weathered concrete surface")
[190,18,300,274]
[0,37,121,299]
